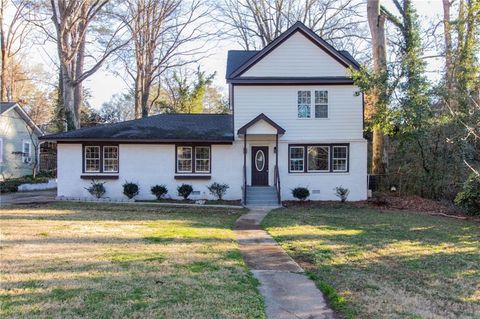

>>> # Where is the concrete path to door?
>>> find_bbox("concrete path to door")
[235,208,335,319]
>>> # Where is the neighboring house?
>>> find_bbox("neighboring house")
[0,102,44,180]
[41,22,367,204]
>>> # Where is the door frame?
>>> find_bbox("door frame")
[251,146,269,186]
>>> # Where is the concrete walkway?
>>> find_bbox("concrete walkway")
[235,208,335,319]
[0,189,56,207]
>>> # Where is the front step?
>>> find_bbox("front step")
[246,186,279,206]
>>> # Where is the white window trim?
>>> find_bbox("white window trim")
[307,146,330,172]
[84,146,101,173]
[177,146,193,173]
[102,146,119,173]
[297,90,329,119]
[0,138,3,163]
[22,140,32,163]
[194,146,210,173]
[332,146,348,172]
[289,146,305,172]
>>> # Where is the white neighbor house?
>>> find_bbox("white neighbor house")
[42,22,368,205]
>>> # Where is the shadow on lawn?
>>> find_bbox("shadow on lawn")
[264,208,480,317]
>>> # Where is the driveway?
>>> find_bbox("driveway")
[0,189,57,206]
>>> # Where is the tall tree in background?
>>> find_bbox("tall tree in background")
[48,0,127,130]
[217,0,367,55]
[0,0,33,101]
[367,0,388,175]
[161,67,215,113]
[119,0,212,118]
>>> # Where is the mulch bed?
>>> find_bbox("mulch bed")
[283,194,480,222]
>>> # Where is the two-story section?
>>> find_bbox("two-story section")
[227,21,367,203]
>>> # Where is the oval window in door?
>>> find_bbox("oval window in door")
[255,150,265,171]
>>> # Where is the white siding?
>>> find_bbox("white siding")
[234,85,363,141]
[241,32,348,77]
[279,140,367,201]
[57,143,243,200]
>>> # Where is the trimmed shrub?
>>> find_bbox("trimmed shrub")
[334,186,350,202]
[454,173,480,216]
[123,181,139,199]
[207,182,229,200]
[85,180,106,199]
[151,185,168,200]
[292,187,310,201]
[0,181,19,193]
[177,184,193,200]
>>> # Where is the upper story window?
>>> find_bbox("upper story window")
[176,145,211,174]
[297,90,329,119]
[22,140,32,163]
[297,91,311,118]
[84,145,119,173]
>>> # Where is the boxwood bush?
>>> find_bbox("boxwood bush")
[151,185,168,200]
[207,182,229,200]
[123,181,139,199]
[85,180,106,199]
[292,187,310,201]
[177,184,193,200]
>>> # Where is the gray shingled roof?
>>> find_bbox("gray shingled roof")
[40,114,234,142]
[0,102,17,114]
[226,50,258,80]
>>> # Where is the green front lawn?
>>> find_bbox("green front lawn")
[263,206,480,319]
[0,203,265,318]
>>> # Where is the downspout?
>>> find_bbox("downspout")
[243,133,247,205]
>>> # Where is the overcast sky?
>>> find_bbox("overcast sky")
[26,0,445,109]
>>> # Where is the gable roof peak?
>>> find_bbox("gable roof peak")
[227,21,359,80]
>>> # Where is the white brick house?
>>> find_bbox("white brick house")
[42,22,367,205]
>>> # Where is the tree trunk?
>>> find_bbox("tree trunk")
[0,51,6,101]
[141,85,150,117]
[367,0,387,175]
[443,0,454,107]
[62,76,76,131]
[134,74,142,118]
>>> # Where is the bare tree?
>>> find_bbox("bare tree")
[217,0,367,54]
[117,0,212,118]
[43,0,129,130]
[0,0,34,101]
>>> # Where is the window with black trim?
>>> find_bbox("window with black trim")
[297,90,329,119]
[332,146,348,172]
[289,144,348,173]
[83,145,119,173]
[176,145,211,174]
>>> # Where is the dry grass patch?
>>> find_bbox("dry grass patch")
[0,202,265,318]
[263,207,480,319]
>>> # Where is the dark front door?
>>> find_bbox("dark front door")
[251,146,269,186]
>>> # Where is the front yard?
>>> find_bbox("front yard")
[0,203,265,318]
[263,206,480,319]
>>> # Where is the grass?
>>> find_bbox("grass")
[262,206,480,319]
[0,202,265,318]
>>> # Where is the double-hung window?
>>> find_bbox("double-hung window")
[332,146,348,172]
[297,91,311,118]
[0,138,3,163]
[297,90,329,118]
[315,91,328,118]
[83,145,119,173]
[176,145,211,174]
[22,140,32,163]
[289,146,304,172]
[289,144,348,173]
